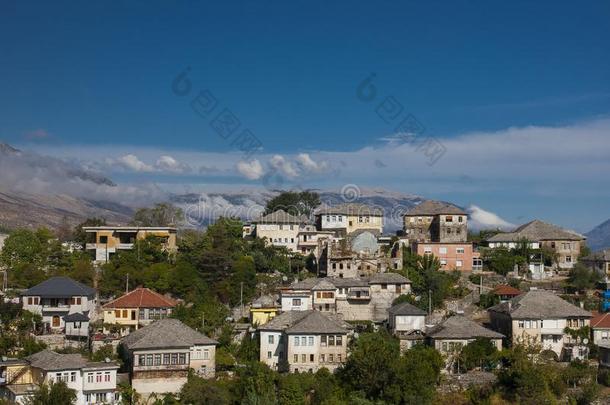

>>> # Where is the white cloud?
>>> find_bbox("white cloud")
[115,154,154,172]
[269,155,299,178]
[467,205,515,231]
[296,153,329,173]
[236,159,264,180]
[155,155,192,173]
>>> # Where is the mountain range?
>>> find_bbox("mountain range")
[0,142,608,252]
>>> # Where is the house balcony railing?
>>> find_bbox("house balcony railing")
[347,292,371,300]
[42,304,71,311]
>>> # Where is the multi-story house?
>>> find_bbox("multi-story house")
[488,290,591,360]
[486,220,586,271]
[581,248,610,284]
[0,350,120,405]
[388,302,427,350]
[258,310,350,373]
[296,225,334,257]
[120,318,217,396]
[246,210,309,253]
[102,287,177,334]
[414,242,481,272]
[591,312,610,345]
[82,226,177,263]
[280,274,411,322]
[21,277,96,336]
[315,203,384,236]
[403,200,467,243]
[427,316,503,371]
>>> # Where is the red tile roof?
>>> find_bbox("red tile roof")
[102,288,176,309]
[591,312,610,329]
[491,285,522,296]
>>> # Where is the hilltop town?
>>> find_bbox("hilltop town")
[1,191,609,404]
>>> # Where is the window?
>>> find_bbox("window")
[440,260,447,266]
[179,353,186,364]
[308,336,314,346]
[163,354,170,364]
[204,349,209,360]
[338,216,343,221]
[115,310,121,318]
[518,320,525,328]
[381,284,387,290]
[320,354,325,363]
[301,354,306,363]
[294,354,299,363]
[310,354,314,362]
[456,248,465,254]
[71,297,81,305]
[446,216,453,222]
[171,353,178,365]
[439,247,447,254]
[146,354,153,366]
[87,373,94,383]
[326,216,330,222]
[337,354,342,362]
[321,335,327,346]
[329,354,334,362]
[269,335,274,344]
[566,256,572,263]
[122,310,128,318]
[138,355,146,366]
[336,336,343,346]
[267,351,272,359]
[458,216,463,223]
[332,215,336,221]
[456,260,463,267]
[104,372,111,382]
[96,372,102,383]
[294,337,300,346]
[442,342,448,351]
[154,354,161,365]
[292,299,301,306]
[424,246,432,254]
[27,297,33,305]
[525,320,531,328]
[100,236,108,243]
[70,372,76,382]
[328,335,335,346]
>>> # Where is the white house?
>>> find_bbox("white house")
[21,277,96,335]
[388,302,427,350]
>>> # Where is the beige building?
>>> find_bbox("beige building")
[427,316,503,372]
[83,226,177,263]
[486,220,586,271]
[120,319,217,396]
[403,200,467,243]
[280,273,411,322]
[246,210,309,253]
[258,310,350,373]
[488,290,591,360]
[316,203,384,236]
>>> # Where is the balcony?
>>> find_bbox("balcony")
[42,304,71,312]
[117,243,134,249]
[347,291,371,300]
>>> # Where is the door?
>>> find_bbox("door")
[52,316,60,328]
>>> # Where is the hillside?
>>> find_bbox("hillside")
[586,219,610,251]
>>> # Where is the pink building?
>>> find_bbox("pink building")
[413,242,481,271]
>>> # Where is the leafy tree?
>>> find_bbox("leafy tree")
[0,229,44,269]
[458,338,498,372]
[24,381,76,405]
[398,345,443,404]
[482,247,519,276]
[568,263,601,292]
[265,190,321,216]
[233,361,278,405]
[131,203,183,226]
[180,372,232,405]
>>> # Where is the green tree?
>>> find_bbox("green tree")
[180,373,232,405]
[568,263,601,292]
[398,345,443,404]
[132,203,183,226]
[234,361,278,405]
[24,381,76,405]
[265,190,321,216]
[458,338,498,372]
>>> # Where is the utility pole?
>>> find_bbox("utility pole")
[240,282,244,319]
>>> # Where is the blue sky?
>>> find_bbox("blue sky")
[1,1,609,231]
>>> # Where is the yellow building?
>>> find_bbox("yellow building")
[250,295,280,326]
[83,226,177,263]
[0,358,37,402]
[102,287,177,334]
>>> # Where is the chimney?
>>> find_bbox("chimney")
[508,302,512,311]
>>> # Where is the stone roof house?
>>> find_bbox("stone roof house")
[120,319,218,396]
[258,310,351,373]
[488,290,591,360]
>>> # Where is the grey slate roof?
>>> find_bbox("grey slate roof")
[259,310,350,334]
[427,316,504,339]
[26,350,86,371]
[389,302,427,316]
[316,203,383,216]
[404,200,466,216]
[22,277,96,298]
[253,209,308,224]
[251,294,279,308]
[63,312,90,322]
[488,290,591,319]
[487,220,585,243]
[368,273,410,284]
[120,318,218,350]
